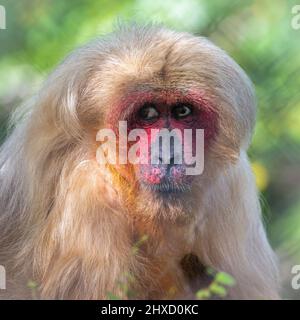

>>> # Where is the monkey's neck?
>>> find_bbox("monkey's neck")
[129,215,200,298]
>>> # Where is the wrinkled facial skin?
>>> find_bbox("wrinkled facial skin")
[108,89,218,194]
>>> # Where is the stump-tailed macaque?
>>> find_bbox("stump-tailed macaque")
[0,25,279,299]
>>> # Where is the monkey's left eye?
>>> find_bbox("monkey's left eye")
[138,104,160,122]
[172,104,193,119]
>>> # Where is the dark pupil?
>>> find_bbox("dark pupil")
[139,104,158,121]
[174,104,192,118]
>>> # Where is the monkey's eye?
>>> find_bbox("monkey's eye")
[138,104,159,122]
[172,104,193,120]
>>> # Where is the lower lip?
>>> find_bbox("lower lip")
[141,180,192,193]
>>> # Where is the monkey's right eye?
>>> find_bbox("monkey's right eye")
[138,104,160,122]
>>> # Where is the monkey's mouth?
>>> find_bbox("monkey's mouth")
[141,179,192,194]
[139,164,193,194]
[144,181,191,194]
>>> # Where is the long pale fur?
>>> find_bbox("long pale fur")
[0,25,279,299]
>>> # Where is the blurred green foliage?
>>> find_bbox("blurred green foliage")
[0,0,300,298]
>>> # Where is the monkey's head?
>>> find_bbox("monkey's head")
[32,25,256,220]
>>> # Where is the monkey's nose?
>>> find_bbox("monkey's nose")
[158,138,176,165]
[158,155,175,166]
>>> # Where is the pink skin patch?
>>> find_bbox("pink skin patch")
[107,89,217,141]
[169,166,185,182]
[106,89,218,187]
[143,166,167,184]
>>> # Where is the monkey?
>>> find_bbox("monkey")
[0,25,279,299]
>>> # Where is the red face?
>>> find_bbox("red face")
[108,89,217,194]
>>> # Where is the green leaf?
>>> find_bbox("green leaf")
[106,292,120,300]
[206,267,216,276]
[27,280,38,289]
[209,283,227,297]
[196,289,211,300]
[215,272,236,287]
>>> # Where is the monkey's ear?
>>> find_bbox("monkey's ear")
[205,38,256,148]
[224,57,257,148]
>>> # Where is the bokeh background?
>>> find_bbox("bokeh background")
[0,0,299,299]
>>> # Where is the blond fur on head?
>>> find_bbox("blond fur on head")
[0,25,279,299]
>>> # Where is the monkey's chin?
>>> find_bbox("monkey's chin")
[136,181,196,223]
